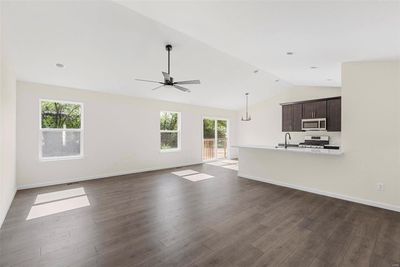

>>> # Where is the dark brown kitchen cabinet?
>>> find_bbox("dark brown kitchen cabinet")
[292,104,302,131]
[282,103,302,132]
[282,105,293,131]
[302,100,327,119]
[327,98,341,131]
[281,96,341,132]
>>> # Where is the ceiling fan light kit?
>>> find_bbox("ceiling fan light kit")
[135,44,200,93]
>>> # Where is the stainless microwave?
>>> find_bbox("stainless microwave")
[302,118,326,131]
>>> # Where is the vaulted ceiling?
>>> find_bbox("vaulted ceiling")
[117,1,400,87]
[2,1,399,109]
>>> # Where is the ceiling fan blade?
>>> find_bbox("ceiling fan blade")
[174,85,191,93]
[162,72,170,80]
[174,80,201,85]
[151,85,164,91]
[135,78,163,84]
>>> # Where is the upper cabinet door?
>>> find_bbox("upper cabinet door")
[282,104,302,132]
[302,100,327,119]
[282,105,293,131]
[327,98,341,131]
[292,103,303,131]
[314,100,327,118]
[302,102,316,119]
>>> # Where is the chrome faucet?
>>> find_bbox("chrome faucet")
[284,133,291,149]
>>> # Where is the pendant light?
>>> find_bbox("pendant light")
[241,92,251,121]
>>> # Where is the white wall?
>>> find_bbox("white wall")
[340,61,400,208]
[0,4,17,227]
[237,86,341,146]
[238,61,400,211]
[0,63,16,228]
[16,81,237,189]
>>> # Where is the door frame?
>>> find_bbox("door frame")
[202,116,230,162]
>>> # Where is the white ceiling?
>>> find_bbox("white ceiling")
[2,1,291,110]
[118,1,400,87]
[2,1,399,110]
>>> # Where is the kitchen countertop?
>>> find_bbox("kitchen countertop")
[233,144,344,155]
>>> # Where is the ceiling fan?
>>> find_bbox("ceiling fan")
[135,44,200,93]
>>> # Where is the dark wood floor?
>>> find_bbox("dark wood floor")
[1,163,400,267]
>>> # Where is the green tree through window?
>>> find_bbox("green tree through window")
[41,101,81,129]
[40,100,83,159]
[160,111,180,150]
[203,119,215,139]
[160,112,178,131]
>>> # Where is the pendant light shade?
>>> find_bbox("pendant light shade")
[241,92,251,121]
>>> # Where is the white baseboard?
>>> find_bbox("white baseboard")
[239,173,400,213]
[17,162,202,190]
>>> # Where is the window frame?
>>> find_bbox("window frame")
[39,99,84,161]
[160,111,181,152]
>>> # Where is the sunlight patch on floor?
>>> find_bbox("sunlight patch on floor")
[27,195,90,220]
[171,169,198,176]
[35,187,86,204]
[171,169,214,182]
[183,173,214,182]
[221,159,238,164]
[27,187,90,220]
[206,159,239,171]
[222,164,239,171]
[206,161,229,166]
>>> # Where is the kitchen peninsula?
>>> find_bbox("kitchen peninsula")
[236,144,344,200]
[236,95,345,198]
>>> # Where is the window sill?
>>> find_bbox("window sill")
[39,155,84,162]
[160,149,181,153]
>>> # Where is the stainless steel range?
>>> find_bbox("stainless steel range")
[299,135,329,149]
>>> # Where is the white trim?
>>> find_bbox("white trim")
[40,98,83,106]
[238,173,400,213]
[160,148,181,153]
[39,155,84,162]
[39,99,84,161]
[17,161,203,190]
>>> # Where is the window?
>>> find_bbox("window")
[40,100,83,160]
[160,111,180,151]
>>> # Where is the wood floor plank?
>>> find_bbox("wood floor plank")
[195,242,263,267]
[0,162,399,267]
[339,235,376,266]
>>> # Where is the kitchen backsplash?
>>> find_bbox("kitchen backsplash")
[285,131,341,146]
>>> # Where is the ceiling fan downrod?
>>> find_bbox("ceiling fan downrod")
[166,44,172,75]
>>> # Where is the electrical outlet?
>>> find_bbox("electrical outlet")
[376,183,384,191]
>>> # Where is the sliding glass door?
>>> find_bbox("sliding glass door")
[217,120,228,159]
[202,118,228,161]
